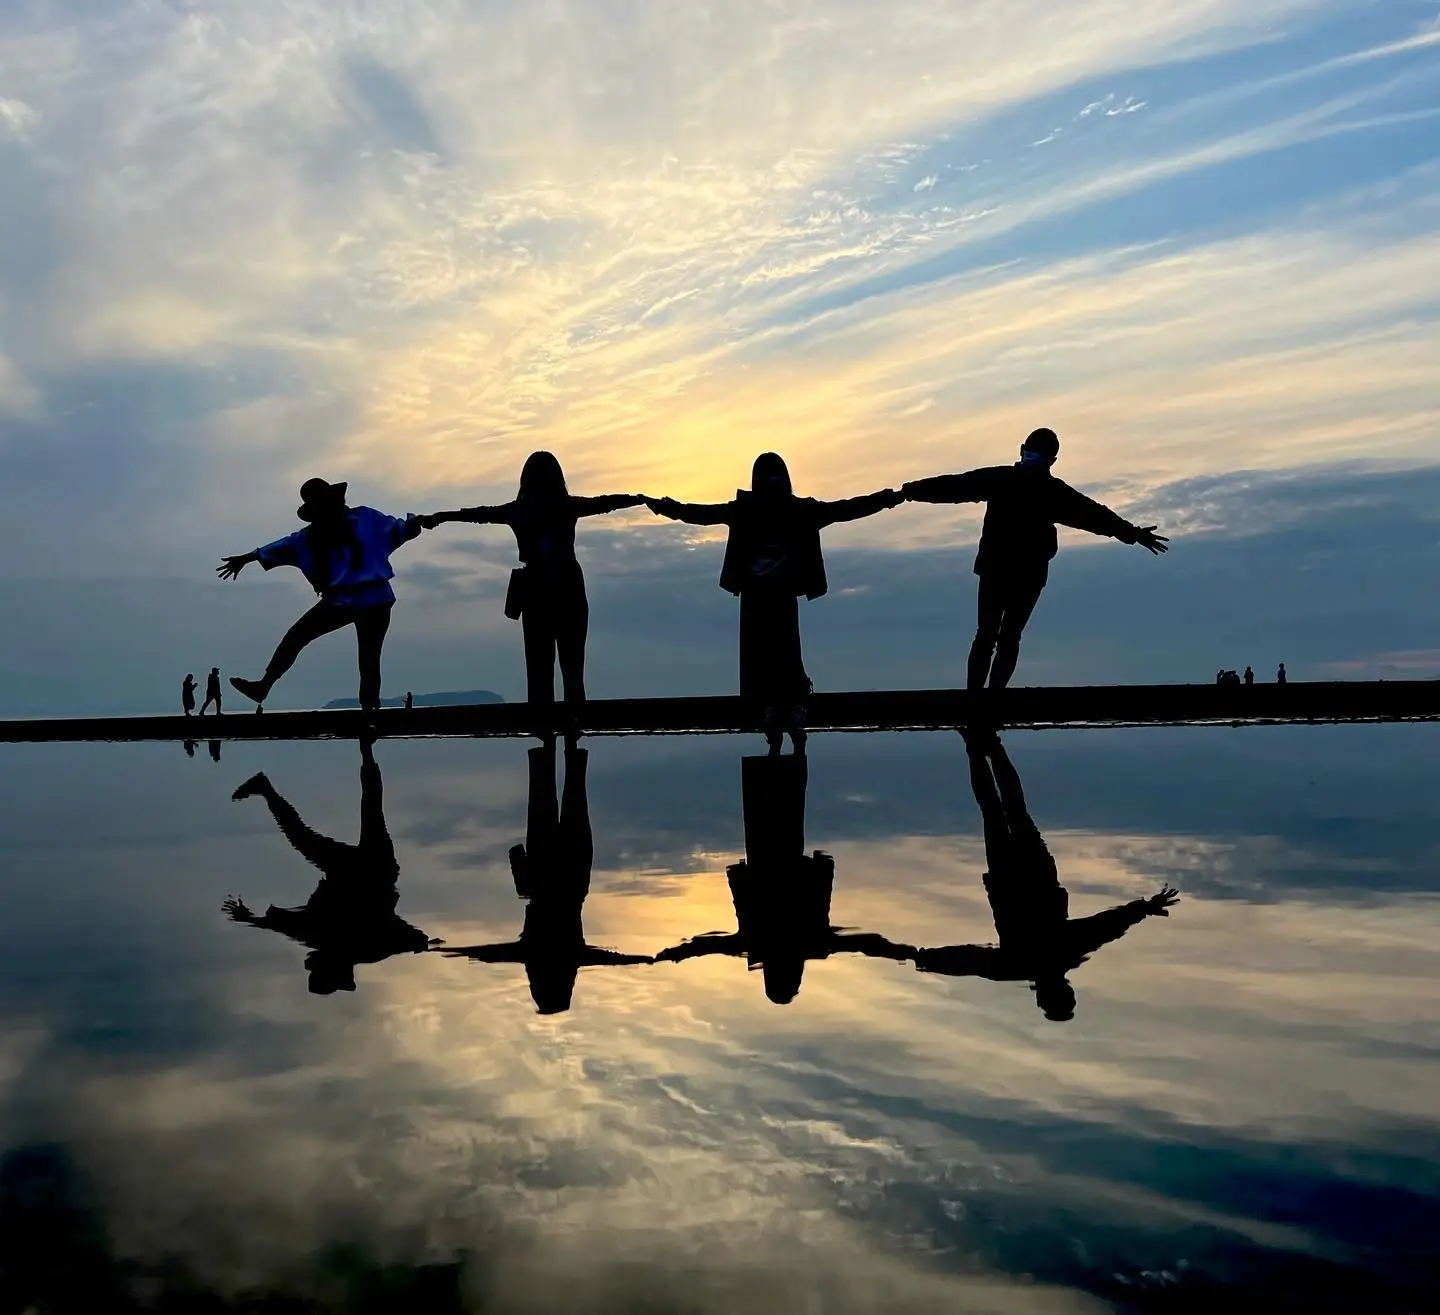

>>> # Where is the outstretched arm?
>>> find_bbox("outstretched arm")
[576,946,656,967]
[572,494,647,516]
[1067,887,1178,959]
[655,932,746,962]
[419,503,512,530]
[814,488,904,528]
[828,931,918,961]
[913,944,1005,979]
[442,941,529,964]
[902,469,1004,504]
[645,497,734,526]
[216,550,260,580]
[1053,484,1168,554]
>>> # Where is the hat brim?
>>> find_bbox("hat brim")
[297,481,348,521]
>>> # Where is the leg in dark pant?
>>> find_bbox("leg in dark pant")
[555,586,590,707]
[522,604,558,706]
[260,600,355,696]
[352,604,393,711]
[969,568,1048,691]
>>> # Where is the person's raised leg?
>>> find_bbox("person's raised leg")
[968,573,1004,691]
[353,603,392,712]
[233,771,351,874]
[987,572,1046,691]
[233,600,351,705]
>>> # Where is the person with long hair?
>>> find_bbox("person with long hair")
[421,451,645,710]
[217,478,426,712]
[647,453,902,753]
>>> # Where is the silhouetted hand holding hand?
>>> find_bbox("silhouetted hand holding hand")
[223,896,255,923]
[216,553,256,580]
[1145,887,1180,915]
[1134,526,1169,554]
[878,488,904,509]
[417,513,446,530]
[646,496,680,518]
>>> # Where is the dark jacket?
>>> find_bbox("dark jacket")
[905,464,1138,575]
[662,489,897,599]
[448,494,642,579]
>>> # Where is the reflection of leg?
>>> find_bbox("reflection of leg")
[522,604,557,706]
[357,741,397,874]
[250,778,351,874]
[254,601,353,698]
[556,583,589,707]
[966,740,1010,862]
[560,746,594,879]
[526,742,560,868]
[353,604,393,711]
[968,574,1004,691]
[988,573,1046,691]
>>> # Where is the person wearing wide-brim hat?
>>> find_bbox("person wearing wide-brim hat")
[216,478,427,712]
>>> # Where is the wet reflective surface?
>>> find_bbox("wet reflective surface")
[0,727,1436,1313]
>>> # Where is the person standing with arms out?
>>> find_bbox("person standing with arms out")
[903,428,1168,691]
[1277,663,1287,684]
[421,452,645,716]
[648,454,902,754]
[217,479,426,713]
[181,673,197,717]
[199,667,223,715]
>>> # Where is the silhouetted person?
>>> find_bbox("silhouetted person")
[181,672,197,716]
[443,741,649,1013]
[657,756,913,1003]
[422,452,645,714]
[903,428,1168,690]
[207,739,221,762]
[1215,669,1225,686]
[912,731,1177,1020]
[648,455,902,752]
[1277,662,1287,684]
[183,739,197,758]
[199,666,222,715]
[404,690,414,710]
[223,737,435,993]
[217,478,427,712]
[1244,665,1254,686]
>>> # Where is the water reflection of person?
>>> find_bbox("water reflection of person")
[443,741,650,1014]
[657,755,914,1004]
[913,730,1178,1020]
[223,736,436,993]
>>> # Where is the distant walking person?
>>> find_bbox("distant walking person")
[1277,662,1287,684]
[648,454,902,753]
[903,428,1168,691]
[422,452,645,714]
[199,667,222,715]
[217,479,425,712]
[182,673,197,716]
[910,730,1178,1020]
[403,690,414,711]
[1244,665,1254,686]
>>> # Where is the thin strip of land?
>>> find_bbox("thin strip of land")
[2,681,1438,742]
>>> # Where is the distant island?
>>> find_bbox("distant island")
[323,689,505,710]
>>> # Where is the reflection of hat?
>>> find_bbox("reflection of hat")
[297,478,349,522]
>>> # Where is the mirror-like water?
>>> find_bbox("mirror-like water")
[0,728,1435,1313]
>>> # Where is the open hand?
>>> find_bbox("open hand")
[222,896,255,923]
[1135,526,1169,554]
[1146,886,1180,915]
[417,513,444,530]
[216,555,251,581]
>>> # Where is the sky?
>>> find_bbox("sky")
[1,0,1438,713]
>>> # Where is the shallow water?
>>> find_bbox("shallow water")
[0,727,1435,1313]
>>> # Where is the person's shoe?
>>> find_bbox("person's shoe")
[230,676,268,706]
[231,771,270,801]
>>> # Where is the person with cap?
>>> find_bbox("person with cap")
[902,428,1168,691]
[908,729,1178,1020]
[223,736,437,994]
[216,478,426,712]
[199,666,223,715]
[181,673,197,717]
[646,453,903,754]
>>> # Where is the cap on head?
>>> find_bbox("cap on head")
[297,477,349,521]
[1021,428,1059,463]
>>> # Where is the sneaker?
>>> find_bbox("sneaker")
[229,676,268,706]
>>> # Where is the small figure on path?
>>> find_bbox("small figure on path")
[181,673,197,716]
[442,740,649,1013]
[1244,665,1254,686]
[217,479,426,713]
[403,690,414,711]
[647,454,902,754]
[199,667,222,715]
[207,740,221,763]
[903,428,1167,691]
[656,755,913,1003]
[183,739,197,758]
[910,730,1178,1019]
[224,737,436,994]
[421,452,645,719]
[1277,662,1288,684]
